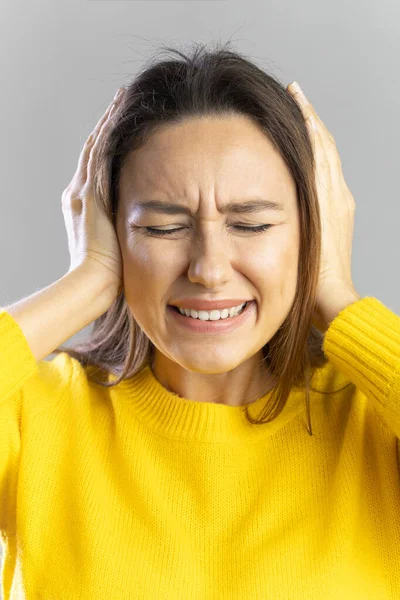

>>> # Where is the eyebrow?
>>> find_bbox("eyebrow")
[132,199,284,216]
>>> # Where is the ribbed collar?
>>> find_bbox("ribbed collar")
[112,364,306,444]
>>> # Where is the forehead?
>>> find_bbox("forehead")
[119,115,296,211]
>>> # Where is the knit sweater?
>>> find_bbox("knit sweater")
[0,296,400,599]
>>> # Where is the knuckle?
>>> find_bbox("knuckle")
[70,196,84,214]
[62,187,84,211]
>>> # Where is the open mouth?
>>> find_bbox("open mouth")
[168,301,252,320]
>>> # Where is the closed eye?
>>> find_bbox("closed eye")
[143,224,273,237]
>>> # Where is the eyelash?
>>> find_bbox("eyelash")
[143,224,273,237]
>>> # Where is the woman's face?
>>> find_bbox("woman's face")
[116,115,300,376]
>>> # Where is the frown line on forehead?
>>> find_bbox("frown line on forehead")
[131,199,285,217]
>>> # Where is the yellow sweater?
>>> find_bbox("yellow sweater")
[1,296,400,599]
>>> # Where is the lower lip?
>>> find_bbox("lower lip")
[167,301,256,334]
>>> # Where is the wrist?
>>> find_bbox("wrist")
[319,288,362,333]
[66,265,121,308]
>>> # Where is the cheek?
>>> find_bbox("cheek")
[249,238,299,300]
[122,234,189,284]
[121,245,176,307]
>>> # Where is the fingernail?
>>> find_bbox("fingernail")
[291,81,302,93]
[291,81,307,103]
[114,88,124,100]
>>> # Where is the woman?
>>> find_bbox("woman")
[1,41,399,599]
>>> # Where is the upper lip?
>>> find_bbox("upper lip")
[169,298,252,310]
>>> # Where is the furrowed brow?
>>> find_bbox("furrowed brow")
[133,199,284,216]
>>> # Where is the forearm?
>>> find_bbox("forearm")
[4,266,116,362]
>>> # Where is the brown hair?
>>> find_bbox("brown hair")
[52,41,350,435]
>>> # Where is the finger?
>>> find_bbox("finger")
[87,88,124,144]
[292,91,342,175]
[86,93,125,182]
[74,89,123,184]
[287,82,321,124]
[287,87,332,178]
[287,82,335,146]
[287,84,345,195]
[85,106,116,182]
[74,105,114,183]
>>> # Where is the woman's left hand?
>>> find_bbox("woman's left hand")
[287,81,360,333]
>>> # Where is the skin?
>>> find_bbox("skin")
[116,114,300,407]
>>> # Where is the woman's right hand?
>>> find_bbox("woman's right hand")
[61,87,126,300]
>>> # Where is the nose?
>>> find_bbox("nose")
[186,225,233,288]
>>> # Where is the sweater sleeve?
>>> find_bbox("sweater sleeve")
[0,309,73,533]
[322,296,400,439]
[0,310,38,532]
[0,310,40,403]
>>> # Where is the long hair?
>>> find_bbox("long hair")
[52,41,350,435]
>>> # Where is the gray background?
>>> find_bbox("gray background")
[1,0,399,592]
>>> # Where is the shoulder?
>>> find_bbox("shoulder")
[25,351,97,410]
